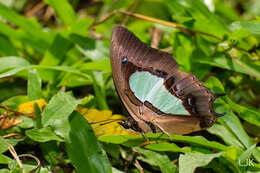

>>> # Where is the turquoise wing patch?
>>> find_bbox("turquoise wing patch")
[129,71,190,115]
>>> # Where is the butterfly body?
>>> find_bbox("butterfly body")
[110,26,224,135]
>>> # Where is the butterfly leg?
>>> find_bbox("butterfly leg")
[141,132,149,141]
[151,119,173,141]
[137,106,150,141]
[138,106,144,116]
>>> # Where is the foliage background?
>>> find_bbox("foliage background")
[0,0,259,172]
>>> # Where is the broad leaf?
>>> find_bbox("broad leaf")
[26,127,63,142]
[42,91,81,137]
[179,152,222,173]
[231,21,260,35]
[66,111,112,173]
[134,147,177,173]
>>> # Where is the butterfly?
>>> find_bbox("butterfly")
[110,26,225,136]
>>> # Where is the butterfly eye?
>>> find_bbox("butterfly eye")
[122,56,128,64]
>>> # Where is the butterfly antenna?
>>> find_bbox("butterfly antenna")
[216,112,226,117]
[99,120,124,126]
[214,93,226,98]
[89,119,125,125]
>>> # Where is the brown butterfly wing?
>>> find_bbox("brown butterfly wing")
[110,26,153,133]
[110,26,220,135]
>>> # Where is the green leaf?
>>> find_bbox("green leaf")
[219,101,253,147]
[0,137,22,154]
[208,124,244,149]
[0,34,17,56]
[153,134,228,151]
[40,34,73,66]
[179,152,222,173]
[34,102,42,128]
[175,34,194,71]
[205,77,255,149]
[0,21,50,54]
[134,147,178,173]
[144,142,191,153]
[224,146,239,161]
[0,21,22,39]
[253,148,260,163]
[215,2,240,22]
[81,40,110,61]
[99,133,228,151]
[98,135,141,144]
[0,4,52,53]
[226,98,260,127]
[1,95,28,110]
[135,0,171,20]
[0,57,30,74]
[28,69,42,101]
[26,127,63,142]
[44,0,77,26]
[68,18,94,36]
[0,154,11,164]
[0,57,31,79]
[0,65,91,80]
[231,21,260,35]
[39,34,73,81]
[41,91,81,137]
[195,54,260,78]
[203,76,225,92]
[0,3,51,40]
[41,141,60,166]
[0,169,9,173]
[90,72,109,110]
[102,143,120,160]
[58,73,92,87]
[0,66,27,78]
[112,167,124,173]
[13,164,49,173]
[81,94,94,105]
[238,144,256,165]
[165,0,228,38]
[0,85,26,103]
[69,34,95,50]
[80,59,111,73]
[17,116,34,129]
[204,77,260,163]
[66,111,112,173]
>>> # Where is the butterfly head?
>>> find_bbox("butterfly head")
[118,117,143,133]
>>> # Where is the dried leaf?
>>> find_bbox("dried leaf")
[0,114,23,129]
[18,99,47,118]
[77,108,138,137]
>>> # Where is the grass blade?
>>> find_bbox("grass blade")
[28,69,42,101]
[44,0,77,26]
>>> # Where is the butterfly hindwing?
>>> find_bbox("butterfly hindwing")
[129,71,190,115]
[110,26,224,135]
